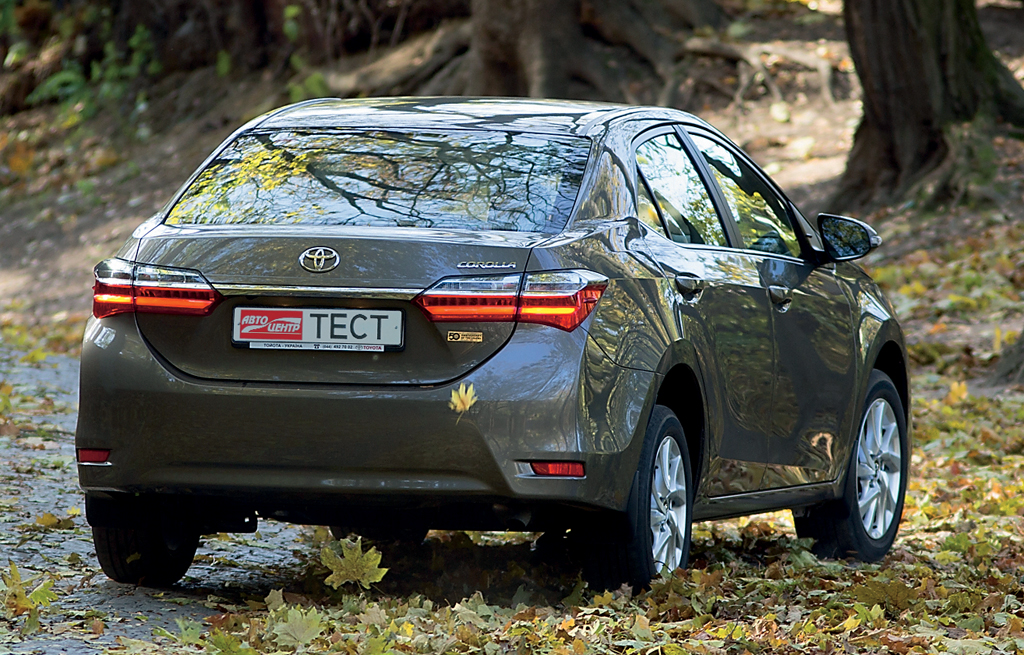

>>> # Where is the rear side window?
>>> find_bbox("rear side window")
[165,130,590,233]
[635,133,726,247]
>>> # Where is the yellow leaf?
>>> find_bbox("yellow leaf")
[320,537,388,589]
[18,348,48,365]
[35,513,60,529]
[841,615,861,632]
[944,381,968,405]
[2,562,38,618]
[7,142,34,176]
[28,579,56,608]
[448,383,478,422]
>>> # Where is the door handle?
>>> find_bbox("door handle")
[768,285,793,309]
[675,275,705,298]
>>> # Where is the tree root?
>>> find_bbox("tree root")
[325,19,471,97]
[320,1,844,108]
[682,37,839,107]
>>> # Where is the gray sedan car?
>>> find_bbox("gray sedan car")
[76,97,909,590]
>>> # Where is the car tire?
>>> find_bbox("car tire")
[583,405,693,590]
[93,525,199,587]
[794,370,908,561]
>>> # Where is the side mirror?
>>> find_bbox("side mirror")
[817,214,882,262]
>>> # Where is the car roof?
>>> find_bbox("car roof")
[255,96,711,138]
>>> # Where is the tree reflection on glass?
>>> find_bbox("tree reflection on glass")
[636,134,727,247]
[820,215,871,261]
[166,130,590,233]
[691,135,801,258]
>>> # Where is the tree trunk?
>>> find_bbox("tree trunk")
[994,337,1024,387]
[830,0,1024,211]
[455,0,728,101]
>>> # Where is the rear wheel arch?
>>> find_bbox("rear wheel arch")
[655,363,705,488]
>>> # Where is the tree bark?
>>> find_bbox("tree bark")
[994,337,1024,386]
[458,0,728,101]
[830,0,1024,211]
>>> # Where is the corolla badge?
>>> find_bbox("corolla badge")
[457,261,516,270]
[299,247,340,273]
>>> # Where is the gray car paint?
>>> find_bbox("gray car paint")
[77,97,908,536]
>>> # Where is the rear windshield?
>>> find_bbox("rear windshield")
[165,130,590,233]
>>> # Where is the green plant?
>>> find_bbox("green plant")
[26,63,88,104]
[28,22,163,130]
[288,71,330,103]
[0,0,15,38]
[283,4,302,42]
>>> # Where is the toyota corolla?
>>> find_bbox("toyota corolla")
[76,97,909,589]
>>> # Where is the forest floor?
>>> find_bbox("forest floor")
[3,1,1024,653]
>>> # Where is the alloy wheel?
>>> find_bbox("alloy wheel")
[856,398,902,540]
[650,436,688,572]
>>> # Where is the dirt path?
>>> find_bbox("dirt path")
[0,345,312,652]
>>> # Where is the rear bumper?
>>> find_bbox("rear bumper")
[76,314,655,529]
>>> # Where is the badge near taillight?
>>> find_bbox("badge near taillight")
[92,258,222,318]
[413,270,608,332]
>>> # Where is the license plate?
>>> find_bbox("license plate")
[232,307,404,351]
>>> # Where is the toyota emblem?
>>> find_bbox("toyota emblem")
[299,247,340,273]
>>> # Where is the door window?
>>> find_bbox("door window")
[690,134,801,257]
[635,134,727,247]
[636,176,666,234]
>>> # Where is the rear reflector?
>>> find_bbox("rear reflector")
[414,270,607,332]
[531,461,585,477]
[77,448,110,464]
[93,258,222,319]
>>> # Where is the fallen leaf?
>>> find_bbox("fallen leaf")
[272,607,324,648]
[449,383,478,422]
[944,380,969,405]
[321,538,388,589]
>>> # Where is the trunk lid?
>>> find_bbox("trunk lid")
[134,225,542,385]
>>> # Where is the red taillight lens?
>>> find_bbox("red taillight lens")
[92,259,222,319]
[77,448,110,463]
[531,461,585,477]
[518,271,608,332]
[414,270,607,332]
[413,274,521,322]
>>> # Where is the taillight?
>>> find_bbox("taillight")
[413,270,607,332]
[92,258,222,319]
[92,258,135,318]
[413,274,521,322]
[518,270,608,331]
